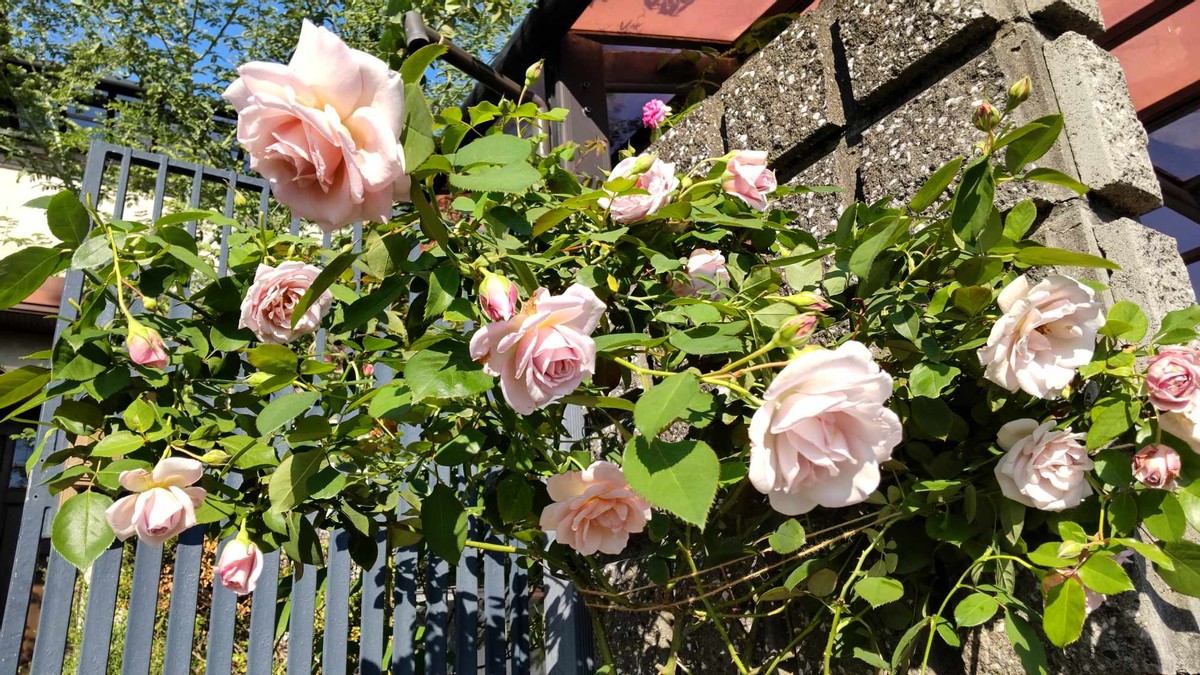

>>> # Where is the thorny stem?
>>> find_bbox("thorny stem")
[823,525,891,675]
[103,222,132,319]
[715,336,782,376]
[680,540,749,674]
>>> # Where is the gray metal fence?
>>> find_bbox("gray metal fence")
[0,141,593,674]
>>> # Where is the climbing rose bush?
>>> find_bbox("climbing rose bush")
[6,25,1200,674]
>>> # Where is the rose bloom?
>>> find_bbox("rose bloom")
[126,320,168,369]
[1132,444,1182,490]
[470,284,605,414]
[223,20,409,232]
[599,155,679,223]
[539,461,651,555]
[673,249,730,298]
[977,274,1104,399]
[105,458,206,545]
[748,341,902,515]
[1146,347,1200,412]
[479,272,519,322]
[240,262,334,344]
[641,99,671,129]
[215,538,265,595]
[994,419,1092,511]
[723,150,778,211]
[1160,410,1200,452]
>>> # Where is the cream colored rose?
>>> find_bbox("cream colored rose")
[994,419,1092,511]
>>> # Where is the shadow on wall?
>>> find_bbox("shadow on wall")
[645,0,698,17]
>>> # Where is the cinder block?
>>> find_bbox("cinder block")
[652,96,727,170]
[717,9,842,163]
[1025,0,1106,38]
[1031,199,1116,303]
[1093,208,1197,335]
[1044,31,1163,216]
[776,143,856,240]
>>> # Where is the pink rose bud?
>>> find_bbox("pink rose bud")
[641,99,671,129]
[105,457,206,546]
[363,363,375,377]
[722,150,778,211]
[1146,347,1200,412]
[539,461,651,555]
[780,291,831,311]
[215,536,265,595]
[222,20,410,232]
[973,100,1001,132]
[127,319,169,369]
[778,314,818,345]
[479,272,519,322]
[1133,444,1182,490]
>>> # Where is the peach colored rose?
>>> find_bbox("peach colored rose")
[469,284,605,414]
[723,150,777,211]
[673,249,729,298]
[478,271,519,322]
[599,155,679,223]
[127,320,168,369]
[1146,347,1200,412]
[105,457,206,545]
[978,274,1104,399]
[240,262,333,344]
[749,341,903,515]
[215,537,265,595]
[538,461,651,555]
[994,419,1091,511]
[1133,444,1182,490]
[223,20,409,232]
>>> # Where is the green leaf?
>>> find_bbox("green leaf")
[1043,576,1087,647]
[1141,490,1187,542]
[623,437,719,529]
[123,396,157,433]
[90,430,145,458]
[424,265,460,321]
[290,248,356,328]
[498,474,534,525]
[46,191,90,245]
[402,82,435,170]
[400,43,448,84]
[96,459,150,491]
[70,236,112,270]
[153,209,237,228]
[1099,300,1147,343]
[849,217,903,279]
[634,372,701,438]
[268,450,324,513]
[854,577,904,607]
[422,484,467,565]
[0,366,51,409]
[0,247,68,311]
[1076,554,1134,594]
[909,361,960,398]
[1157,306,1200,339]
[405,340,494,402]
[1015,245,1120,271]
[1024,168,1088,196]
[338,276,407,333]
[951,157,995,245]
[1004,199,1037,241]
[952,285,993,316]
[1004,611,1050,675]
[954,592,999,627]
[449,162,541,194]
[247,344,298,375]
[52,492,115,570]
[669,323,744,355]
[768,519,806,554]
[451,134,533,167]
[1086,395,1139,449]
[410,184,451,250]
[1156,541,1200,598]
[256,391,321,436]
[1005,114,1064,174]
[161,245,217,280]
[908,157,963,212]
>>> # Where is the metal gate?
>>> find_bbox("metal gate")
[0,141,593,674]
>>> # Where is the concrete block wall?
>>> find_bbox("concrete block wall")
[645,0,1200,671]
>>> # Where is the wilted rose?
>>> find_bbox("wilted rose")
[539,461,651,555]
[977,274,1104,399]
[223,20,409,232]
[105,457,206,545]
[722,150,777,211]
[215,537,265,595]
[127,319,168,369]
[994,419,1091,511]
[1132,444,1182,490]
[240,262,333,344]
[748,341,902,515]
[1146,347,1200,412]
[599,155,679,223]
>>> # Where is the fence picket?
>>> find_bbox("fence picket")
[76,542,123,675]
[162,527,204,674]
[286,560,318,675]
[323,530,351,675]
[120,541,164,672]
[247,549,282,675]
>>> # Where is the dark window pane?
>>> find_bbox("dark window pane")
[1149,107,1200,181]
[1142,206,1200,252]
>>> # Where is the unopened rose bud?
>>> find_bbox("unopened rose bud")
[524,60,544,89]
[127,319,169,369]
[630,153,659,175]
[142,297,159,312]
[478,272,519,321]
[1007,76,1032,111]
[363,363,375,377]
[198,450,230,465]
[779,292,830,311]
[1133,444,1182,490]
[973,100,1001,133]
[777,314,818,345]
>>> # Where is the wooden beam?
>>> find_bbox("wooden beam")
[601,49,739,94]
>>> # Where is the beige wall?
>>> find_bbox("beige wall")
[0,167,63,258]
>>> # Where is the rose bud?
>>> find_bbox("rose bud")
[478,272,519,322]
[127,319,169,369]
[779,291,831,311]
[973,100,1001,132]
[1133,444,1182,490]
[363,363,375,377]
[1007,76,1032,111]
[777,314,818,345]
[215,536,265,595]
[524,60,544,88]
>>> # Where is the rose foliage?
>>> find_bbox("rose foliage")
[4,26,1200,674]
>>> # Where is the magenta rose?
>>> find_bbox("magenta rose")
[641,99,671,129]
[215,537,265,595]
[723,150,778,211]
[222,20,409,232]
[539,460,651,555]
[994,419,1091,511]
[240,262,333,344]
[1133,444,1182,490]
[126,319,168,369]
[1146,347,1200,412]
[599,155,679,223]
[105,457,206,545]
[748,341,903,515]
[469,284,605,414]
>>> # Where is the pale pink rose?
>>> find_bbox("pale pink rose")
[127,320,168,369]
[994,419,1092,511]
[538,461,651,555]
[105,457,206,546]
[469,284,605,414]
[749,341,903,515]
[673,249,730,298]
[1043,551,1134,615]
[479,272,519,322]
[1133,444,1182,490]
[222,20,409,232]
[641,99,671,129]
[215,538,265,595]
[977,274,1105,399]
[723,150,777,211]
[1160,409,1200,452]
[599,155,679,223]
[240,262,333,344]
[1146,347,1200,412]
